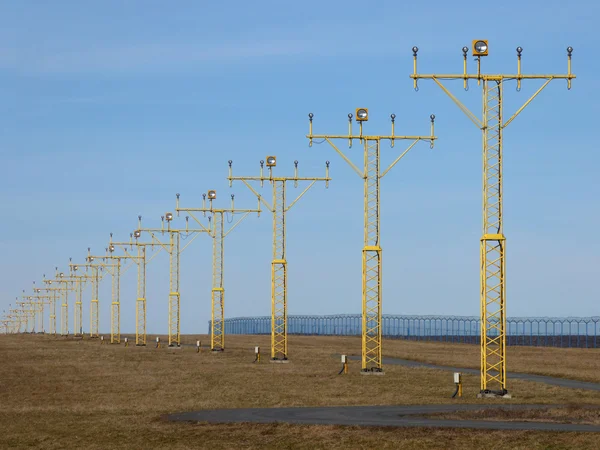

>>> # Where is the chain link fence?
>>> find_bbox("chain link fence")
[210,314,600,348]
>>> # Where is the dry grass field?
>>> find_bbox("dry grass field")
[2,333,600,449]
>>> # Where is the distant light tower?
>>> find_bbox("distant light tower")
[228,157,330,361]
[306,109,436,373]
[176,192,261,352]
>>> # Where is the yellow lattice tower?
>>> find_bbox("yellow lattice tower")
[81,252,119,338]
[87,247,136,344]
[109,231,165,346]
[134,214,206,347]
[411,42,575,396]
[31,282,51,333]
[43,269,77,336]
[1,312,8,334]
[8,308,22,333]
[68,258,98,337]
[307,109,436,373]
[228,157,330,361]
[36,281,62,335]
[176,191,261,352]
[69,260,103,339]
[16,296,35,333]
[27,284,52,333]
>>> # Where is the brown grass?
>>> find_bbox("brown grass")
[1,333,600,449]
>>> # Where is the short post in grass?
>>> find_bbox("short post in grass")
[124,337,129,347]
[341,355,348,374]
[100,335,104,345]
[254,346,260,363]
[453,372,463,398]
[156,336,160,348]
[196,340,201,353]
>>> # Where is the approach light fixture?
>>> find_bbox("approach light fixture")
[59,273,64,278]
[472,40,488,56]
[133,230,141,238]
[73,265,78,271]
[165,212,173,221]
[207,190,217,200]
[266,156,276,167]
[109,245,115,253]
[356,108,369,121]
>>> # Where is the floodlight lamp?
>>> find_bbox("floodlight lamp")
[207,190,217,200]
[73,265,78,271]
[88,256,94,262]
[48,280,52,285]
[133,230,141,238]
[356,108,368,121]
[59,273,64,278]
[165,212,173,221]
[266,156,276,167]
[472,40,488,56]
[109,245,115,253]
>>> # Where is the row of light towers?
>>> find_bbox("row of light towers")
[2,41,574,398]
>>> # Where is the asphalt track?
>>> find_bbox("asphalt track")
[166,356,600,431]
[349,355,600,392]
[167,404,600,432]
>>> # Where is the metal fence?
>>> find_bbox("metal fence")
[210,314,600,348]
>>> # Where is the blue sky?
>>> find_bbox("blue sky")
[1,0,598,334]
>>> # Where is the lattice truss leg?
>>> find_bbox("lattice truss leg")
[61,289,69,336]
[136,247,147,346]
[271,180,288,360]
[168,234,180,346]
[36,303,44,332]
[90,269,99,338]
[480,79,507,394]
[50,293,57,335]
[211,213,225,351]
[74,280,83,336]
[111,263,121,344]
[362,139,382,372]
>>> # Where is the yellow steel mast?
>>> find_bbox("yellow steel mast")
[228,157,330,361]
[411,42,575,396]
[134,214,205,347]
[68,259,97,337]
[43,269,76,336]
[87,248,136,344]
[83,251,119,338]
[176,191,261,352]
[36,281,62,335]
[307,109,436,373]
[32,282,53,333]
[27,285,52,333]
[7,308,22,333]
[109,231,163,346]
[17,296,35,333]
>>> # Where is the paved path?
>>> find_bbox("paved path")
[346,356,600,392]
[167,403,600,432]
